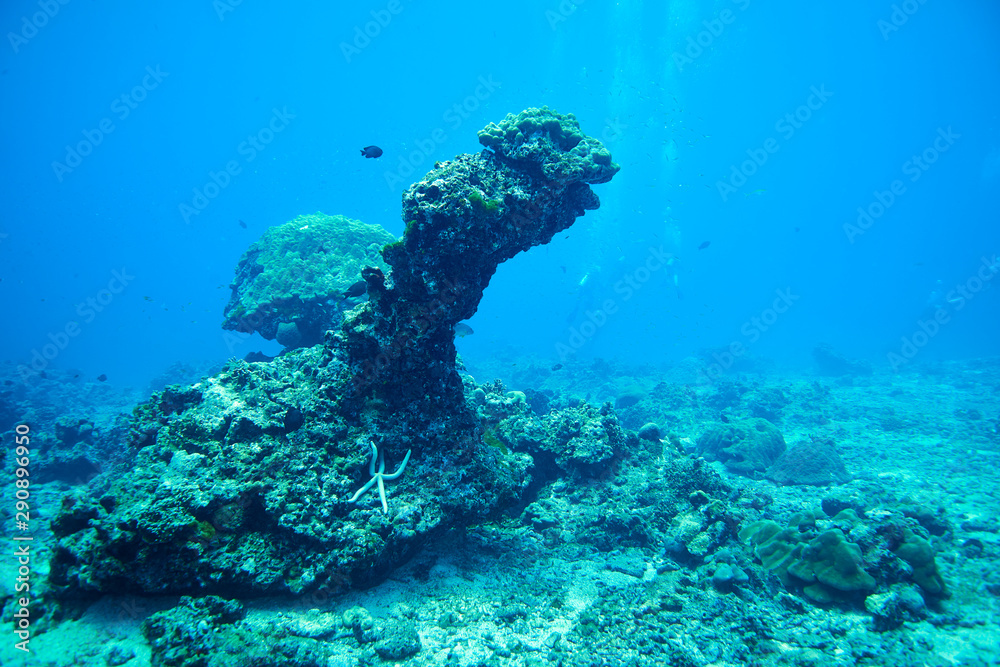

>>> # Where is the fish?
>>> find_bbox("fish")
[97,374,108,382]
[360,145,383,159]
[454,323,474,337]
[239,220,247,229]
[698,241,711,250]
[343,280,367,298]
[551,363,563,371]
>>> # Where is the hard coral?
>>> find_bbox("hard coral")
[223,213,394,349]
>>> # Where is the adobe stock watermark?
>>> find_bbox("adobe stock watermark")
[545,0,587,30]
[599,116,628,146]
[878,0,929,40]
[107,598,150,635]
[887,255,998,371]
[697,288,800,385]
[214,0,244,21]
[554,246,676,361]
[16,268,135,382]
[672,0,752,72]
[52,65,169,182]
[340,0,409,63]
[843,126,959,244]
[716,85,833,202]
[383,75,501,190]
[7,0,71,54]
[179,107,295,223]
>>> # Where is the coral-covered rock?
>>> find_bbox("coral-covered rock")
[697,418,786,475]
[46,109,617,601]
[333,107,619,433]
[498,400,626,477]
[47,351,533,598]
[766,436,851,486]
[865,585,927,631]
[477,107,618,185]
[222,213,394,348]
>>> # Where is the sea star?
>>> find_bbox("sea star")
[347,441,411,514]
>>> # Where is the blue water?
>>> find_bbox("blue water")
[2,0,998,388]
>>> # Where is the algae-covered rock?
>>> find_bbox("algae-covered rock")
[223,213,394,348]
[697,418,786,475]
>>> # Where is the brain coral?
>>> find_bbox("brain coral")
[222,213,394,349]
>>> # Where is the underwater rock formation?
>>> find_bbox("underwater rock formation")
[46,108,618,600]
[48,351,532,598]
[222,213,394,350]
[330,107,619,429]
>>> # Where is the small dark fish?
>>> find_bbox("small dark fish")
[239,219,247,229]
[455,323,474,337]
[40,371,47,379]
[343,280,367,298]
[97,374,107,382]
[698,241,711,250]
[4,380,13,386]
[794,227,800,232]
[361,145,383,159]
[551,363,563,371]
